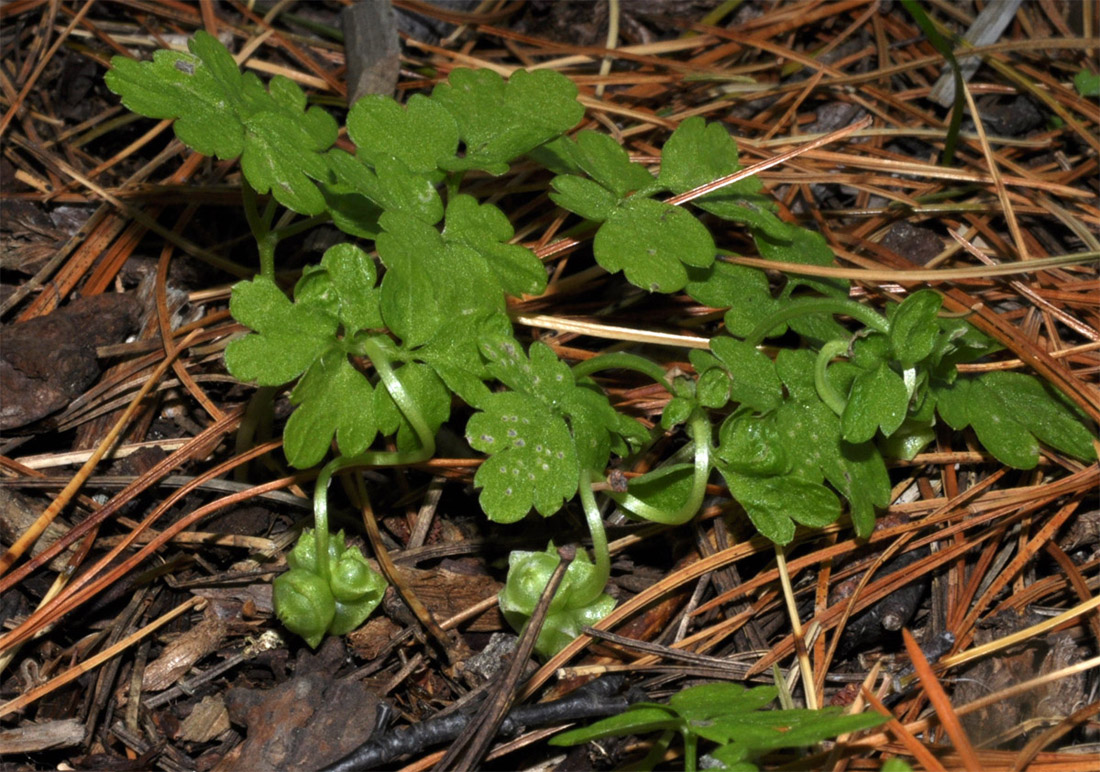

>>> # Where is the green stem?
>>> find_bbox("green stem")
[683,731,698,772]
[814,339,850,416]
[241,180,278,279]
[360,337,436,458]
[745,297,889,348]
[571,352,672,393]
[271,213,332,242]
[576,468,610,607]
[234,386,275,483]
[611,409,711,525]
[311,337,438,579]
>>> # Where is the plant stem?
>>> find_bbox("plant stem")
[683,730,698,772]
[571,352,672,393]
[271,213,332,242]
[576,468,610,606]
[234,386,275,482]
[814,339,850,416]
[744,297,889,347]
[360,337,436,458]
[241,180,278,279]
[310,337,438,582]
[611,409,711,525]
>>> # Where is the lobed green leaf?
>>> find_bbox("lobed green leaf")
[841,362,909,443]
[710,336,784,413]
[889,290,943,366]
[283,350,376,468]
[347,93,459,172]
[106,32,337,214]
[443,194,547,296]
[594,197,716,293]
[431,68,584,174]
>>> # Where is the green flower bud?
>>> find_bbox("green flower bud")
[273,568,335,649]
[286,528,341,574]
[500,544,616,658]
[330,595,383,636]
[330,543,386,604]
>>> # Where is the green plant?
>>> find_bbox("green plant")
[105,33,1097,655]
[549,681,886,771]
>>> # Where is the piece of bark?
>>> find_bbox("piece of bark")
[223,639,379,772]
[143,614,227,692]
[179,695,231,744]
[346,616,403,661]
[0,717,84,753]
[954,609,1088,749]
[0,292,141,430]
[342,0,400,105]
[0,488,76,572]
[391,563,503,632]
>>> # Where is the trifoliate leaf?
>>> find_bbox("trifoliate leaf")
[890,289,942,366]
[932,376,970,430]
[710,336,783,412]
[775,348,818,402]
[968,372,1097,468]
[106,32,338,215]
[225,276,338,386]
[373,362,451,452]
[721,469,841,544]
[466,391,579,522]
[414,312,511,408]
[319,179,383,239]
[467,339,644,519]
[549,175,619,222]
[284,350,376,468]
[658,116,741,194]
[431,68,584,174]
[487,339,646,470]
[841,362,909,443]
[716,412,788,476]
[443,194,547,296]
[697,367,732,409]
[347,93,459,172]
[594,197,715,293]
[377,211,504,348]
[684,262,780,338]
[294,243,383,333]
[661,396,694,430]
[572,130,656,198]
[327,149,443,225]
[758,226,849,300]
